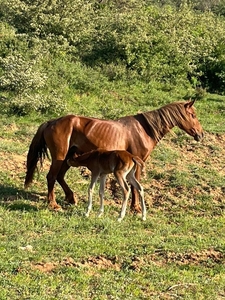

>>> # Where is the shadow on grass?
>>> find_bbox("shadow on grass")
[0,184,79,212]
[0,184,46,211]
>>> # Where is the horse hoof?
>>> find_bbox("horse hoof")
[130,205,142,214]
[49,204,63,211]
[66,194,78,205]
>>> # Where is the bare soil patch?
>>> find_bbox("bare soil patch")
[149,248,225,267]
[31,256,120,273]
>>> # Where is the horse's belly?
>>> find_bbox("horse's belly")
[72,121,128,151]
[88,129,127,150]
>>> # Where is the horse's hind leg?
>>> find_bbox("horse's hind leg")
[57,159,77,205]
[47,160,64,210]
[44,122,73,209]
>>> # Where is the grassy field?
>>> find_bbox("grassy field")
[0,95,225,299]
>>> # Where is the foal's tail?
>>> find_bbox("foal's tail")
[132,156,145,174]
[24,122,49,188]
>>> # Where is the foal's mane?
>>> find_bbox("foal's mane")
[141,101,190,142]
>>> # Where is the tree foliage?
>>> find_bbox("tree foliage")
[0,0,225,115]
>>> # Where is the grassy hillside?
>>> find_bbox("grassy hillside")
[0,94,225,299]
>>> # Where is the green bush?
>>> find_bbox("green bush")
[0,54,47,93]
[7,93,67,116]
[1,0,225,115]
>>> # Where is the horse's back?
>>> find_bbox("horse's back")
[42,113,154,160]
[73,115,154,159]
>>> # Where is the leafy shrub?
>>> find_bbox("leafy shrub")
[0,54,47,94]
[7,93,67,116]
[1,0,225,117]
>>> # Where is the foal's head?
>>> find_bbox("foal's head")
[67,150,96,168]
[67,154,83,167]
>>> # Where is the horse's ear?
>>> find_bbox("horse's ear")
[184,99,196,109]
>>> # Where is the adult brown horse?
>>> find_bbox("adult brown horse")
[24,100,203,211]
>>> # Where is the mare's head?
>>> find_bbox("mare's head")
[143,99,204,142]
[176,100,203,141]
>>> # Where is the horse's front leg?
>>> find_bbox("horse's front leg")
[130,165,142,213]
[57,159,77,205]
[47,160,64,210]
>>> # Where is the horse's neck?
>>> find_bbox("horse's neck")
[142,110,175,142]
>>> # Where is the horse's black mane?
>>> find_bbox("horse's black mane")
[141,101,189,141]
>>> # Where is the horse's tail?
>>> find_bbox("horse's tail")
[24,122,49,188]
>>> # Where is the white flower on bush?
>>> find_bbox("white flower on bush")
[0,54,47,93]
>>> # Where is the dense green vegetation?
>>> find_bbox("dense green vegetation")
[1,0,225,116]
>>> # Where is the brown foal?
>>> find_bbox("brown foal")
[67,149,146,222]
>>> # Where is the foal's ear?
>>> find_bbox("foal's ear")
[184,99,196,109]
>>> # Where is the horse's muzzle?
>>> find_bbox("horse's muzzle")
[194,132,204,141]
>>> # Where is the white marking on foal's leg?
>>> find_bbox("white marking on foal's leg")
[139,186,146,221]
[128,170,147,221]
[85,196,92,217]
[117,175,130,222]
[85,210,90,217]
[85,176,97,217]
[97,174,107,218]
[117,194,129,222]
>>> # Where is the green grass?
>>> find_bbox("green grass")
[0,205,224,299]
[0,93,225,299]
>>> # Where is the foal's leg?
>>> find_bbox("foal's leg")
[130,165,142,213]
[115,171,130,222]
[127,170,146,221]
[98,174,107,217]
[57,159,77,205]
[86,172,99,217]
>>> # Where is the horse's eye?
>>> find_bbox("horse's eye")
[192,114,196,119]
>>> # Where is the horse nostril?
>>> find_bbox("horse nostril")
[194,132,204,141]
[199,132,204,139]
